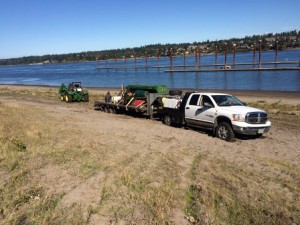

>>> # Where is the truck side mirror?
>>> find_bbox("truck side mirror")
[203,102,213,108]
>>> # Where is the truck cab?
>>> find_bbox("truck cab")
[185,93,216,129]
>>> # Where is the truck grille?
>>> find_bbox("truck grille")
[245,112,268,124]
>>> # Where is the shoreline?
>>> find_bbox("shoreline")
[1,83,300,99]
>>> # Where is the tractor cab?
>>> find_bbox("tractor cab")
[69,82,82,92]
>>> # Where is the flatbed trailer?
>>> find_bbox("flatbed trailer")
[94,92,167,118]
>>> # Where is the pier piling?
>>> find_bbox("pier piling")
[253,44,256,65]
[170,48,173,70]
[224,43,228,68]
[215,46,218,68]
[233,44,236,67]
[275,41,278,63]
[259,40,262,68]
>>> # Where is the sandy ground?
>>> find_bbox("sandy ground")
[0,84,300,224]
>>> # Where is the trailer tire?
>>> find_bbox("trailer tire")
[216,122,235,142]
[111,108,117,114]
[163,114,172,126]
[169,90,182,96]
[104,107,109,113]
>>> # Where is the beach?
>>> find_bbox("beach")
[0,84,299,224]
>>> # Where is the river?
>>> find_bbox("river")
[0,50,299,91]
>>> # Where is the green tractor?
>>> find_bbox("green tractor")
[59,82,89,103]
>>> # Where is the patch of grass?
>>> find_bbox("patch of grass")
[13,139,27,151]
[99,151,183,224]
[0,101,88,224]
[80,162,100,178]
[248,100,300,128]
[248,101,300,116]
[186,154,300,225]
[8,194,87,225]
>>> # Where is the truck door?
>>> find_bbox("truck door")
[185,94,201,126]
[195,95,216,128]
[185,94,216,128]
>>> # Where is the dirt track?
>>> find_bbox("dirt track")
[0,85,300,224]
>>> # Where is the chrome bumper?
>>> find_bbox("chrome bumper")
[233,125,271,135]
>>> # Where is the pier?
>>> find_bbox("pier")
[97,42,300,72]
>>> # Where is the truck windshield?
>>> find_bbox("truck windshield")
[212,95,244,106]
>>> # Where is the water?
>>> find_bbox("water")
[0,50,299,91]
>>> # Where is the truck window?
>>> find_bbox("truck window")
[201,95,214,107]
[212,95,244,106]
[189,94,200,105]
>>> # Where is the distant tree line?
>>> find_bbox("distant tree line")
[1,30,299,66]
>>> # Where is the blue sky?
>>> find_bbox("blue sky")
[0,0,299,59]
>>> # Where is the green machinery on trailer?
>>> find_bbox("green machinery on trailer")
[123,85,168,104]
[94,84,169,117]
[59,82,89,102]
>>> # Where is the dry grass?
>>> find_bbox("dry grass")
[248,100,300,128]
[0,100,88,224]
[0,86,300,225]
[186,153,299,225]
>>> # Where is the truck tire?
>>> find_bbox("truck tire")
[216,122,235,141]
[163,114,172,126]
[169,90,182,96]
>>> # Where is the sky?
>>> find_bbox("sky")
[0,0,300,59]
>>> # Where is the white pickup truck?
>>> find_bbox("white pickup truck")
[158,92,271,141]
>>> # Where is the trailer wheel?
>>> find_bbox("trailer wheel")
[104,107,109,113]
[163,114,172,126]
[216,122,235,141]
[111,108,116,114]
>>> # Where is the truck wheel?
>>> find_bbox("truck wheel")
[216,122,235,141]
[84,94,89,102]
[163,114,172,126]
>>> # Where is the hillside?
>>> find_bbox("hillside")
[1,30,299,65]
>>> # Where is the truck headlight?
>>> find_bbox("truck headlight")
[232,114,245,122]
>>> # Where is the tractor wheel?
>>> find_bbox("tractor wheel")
[66,94,73,103]
[60,95,65,101]
[84,94,89,102]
